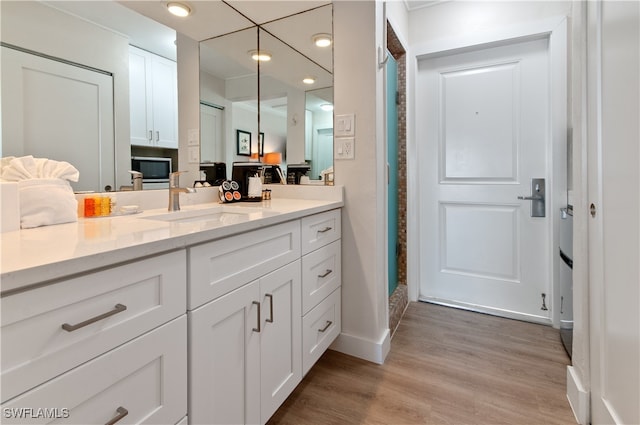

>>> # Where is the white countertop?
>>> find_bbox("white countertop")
[0,198,343,295]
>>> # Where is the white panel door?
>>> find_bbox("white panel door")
[417,37,551,321]
[200,103,223,163]
[1,46,115,192]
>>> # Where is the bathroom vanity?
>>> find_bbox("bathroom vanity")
[0,194,342,425]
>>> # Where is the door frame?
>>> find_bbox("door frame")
[407,16,568,328]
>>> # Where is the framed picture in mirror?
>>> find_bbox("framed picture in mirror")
[237,129,252,156]
[259,132,265,157]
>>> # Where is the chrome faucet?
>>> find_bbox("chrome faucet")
[169,171,194,211]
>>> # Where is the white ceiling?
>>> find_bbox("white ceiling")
[404,0,450,12]
[119,1,331,42]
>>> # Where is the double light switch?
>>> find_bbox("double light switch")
[335,114,355,160]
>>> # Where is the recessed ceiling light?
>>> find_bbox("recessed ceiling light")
[312,33,332,48]
[167,2,191,17]
[249,50,272,62]
[320,103,334,112]
[302,77,316,85]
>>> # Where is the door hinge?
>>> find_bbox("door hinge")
[540,293,548,311]
[396,90,400,106]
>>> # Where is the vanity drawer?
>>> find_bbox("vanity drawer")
[1,316,187,425]
[302,288,341,376]
[301,209,341,255]
[0,250,186,403]
[189,220,300,309]
[302,240,341,315]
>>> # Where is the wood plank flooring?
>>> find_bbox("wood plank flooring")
[268,302,577,425]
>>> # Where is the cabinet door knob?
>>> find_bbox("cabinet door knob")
[61,304,127,332]
[104,407,128,425]
[318,269,333,278]
[318,321,333,333]
[252,301,261,333]
[265,294,274,323]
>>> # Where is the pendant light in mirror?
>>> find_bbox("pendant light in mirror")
[312,33,332,48]
[249,50,272,62]
[167,2,191,17]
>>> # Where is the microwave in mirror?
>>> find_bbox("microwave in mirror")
[131,156,172,182]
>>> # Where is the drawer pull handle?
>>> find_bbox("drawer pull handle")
[266,294,274,323]
[317,226,332,234]
[252,301,261,332]
[105,406,128,425]
[318,269,333,278]
[62,304,127,332]
[318,321,333,333]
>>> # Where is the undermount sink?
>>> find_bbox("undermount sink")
[141,205,275,225]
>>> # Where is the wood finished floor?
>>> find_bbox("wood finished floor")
[268,302,576,425]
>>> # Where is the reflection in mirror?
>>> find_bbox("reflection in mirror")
[259,4,334,182]
[0,0,179,192]
[305,87,334,180]
[198,4,333,184]
[199,26,259,179]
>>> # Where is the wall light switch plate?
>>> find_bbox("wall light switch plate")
[188,146,199,164]
[188,128,199,146]
[335,137,355,160]
[335,114,355,137]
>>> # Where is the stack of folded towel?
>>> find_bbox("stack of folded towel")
[1,155,80,229]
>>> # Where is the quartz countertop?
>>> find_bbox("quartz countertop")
[0,198,343,295]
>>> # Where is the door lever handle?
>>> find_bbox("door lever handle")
[517,195,543,201]
[519,178,546,217]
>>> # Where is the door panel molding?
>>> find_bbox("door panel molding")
[439,202,521,282]
[439,60,521,183]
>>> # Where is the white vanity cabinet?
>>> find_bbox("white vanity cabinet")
[0,203,342,425]
[188,221,302,425]
[128,45,178,149]
[300,209,342,375]
[0,250,188,424]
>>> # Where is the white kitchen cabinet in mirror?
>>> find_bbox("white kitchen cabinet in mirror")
[129,46,178,149]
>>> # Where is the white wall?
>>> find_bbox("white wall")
[331,1,390,363]
[409,1,571,42]
[1,1,131,189]
[176,33,200,182]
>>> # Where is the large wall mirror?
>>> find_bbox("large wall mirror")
[199,26,259,168]
[200,3,334,182]
[1,0,183,192]
[1,1,333,191]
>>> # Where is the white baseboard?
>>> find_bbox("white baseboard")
[330,330,391,364]
[420,297,553,326]
[567,366,590,424]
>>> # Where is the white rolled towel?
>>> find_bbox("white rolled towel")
[18,178,78,229]
[1,155,79,182]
